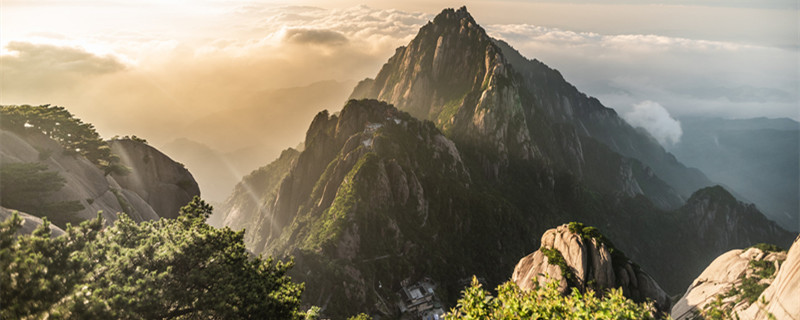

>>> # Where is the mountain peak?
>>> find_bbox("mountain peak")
[687,185,738,206]
[432,6,477,28]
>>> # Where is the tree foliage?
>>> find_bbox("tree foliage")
[0,197,305,319]
[445,277,658,320]
[0,104,128,175]
[0,162,83,226]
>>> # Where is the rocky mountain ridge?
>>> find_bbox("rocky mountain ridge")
[350,6,706,207]
[218,98,794,317]
[0,128,199,226]
[669,116,799,231]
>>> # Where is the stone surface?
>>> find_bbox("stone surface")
[742,235,800,320]
[110,139,200,219]
[0,207,65,237]
[512,224,671,313]
[0,129,199,226]
[671,242,795,320]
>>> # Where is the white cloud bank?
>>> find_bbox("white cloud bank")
[485,24,799,121]
[623,101,683,146]
[2,4,797,152]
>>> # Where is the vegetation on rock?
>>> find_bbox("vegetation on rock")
[446,277,658,319]
[0,104,128,175]
[0,197,305,319]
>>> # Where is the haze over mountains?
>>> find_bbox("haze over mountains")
[2,3,798,319]
[668,117,800,231]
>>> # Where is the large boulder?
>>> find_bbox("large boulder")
[109,139,200,219]
[674,236,799,320]
[0,129,199,226]
[512,223,671,313]
[742,235,800,319]
[671,246,787,319]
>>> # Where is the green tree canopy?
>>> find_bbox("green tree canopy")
[0,104,128,175]
[0,197,305,319]
[445,277,659,320]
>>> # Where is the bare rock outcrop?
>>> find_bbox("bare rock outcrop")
[672,236,799,320]
[512,223,671,313]
[742,235,800,319]
[0,129,199,226]
[109,139,200,219]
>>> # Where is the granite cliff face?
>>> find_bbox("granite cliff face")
[679,186,791,253]
[351,6,702,207]
[672,235,800,320]
[742,235,800,319]
[0,129,199,225]
[109,139,200,219]
[512,223,671,313]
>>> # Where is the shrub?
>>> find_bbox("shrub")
[446,277,658,319]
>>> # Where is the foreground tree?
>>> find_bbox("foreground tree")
[446,277,659,320]
[0,197,304,319]
[0,104,128,175]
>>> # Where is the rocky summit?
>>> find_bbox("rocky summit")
[352,6,704,208]
[512,223,672,313]
[513,223,671,313]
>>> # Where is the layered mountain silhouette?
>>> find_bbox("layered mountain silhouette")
[218,7,795,317]
[669,117,800,231]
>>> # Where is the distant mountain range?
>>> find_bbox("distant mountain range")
[161,80,352,203]
[668,117,799,231]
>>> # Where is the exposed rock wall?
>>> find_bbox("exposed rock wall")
[109,139,200,219]
[0,129,199,225]
[672,237,799,320]
[742,235,800,319]
[351,6,702,208]
[512,224,671,313]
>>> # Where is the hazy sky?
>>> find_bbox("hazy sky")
[2,0,798,156]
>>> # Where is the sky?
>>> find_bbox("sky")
[1,0,798,199]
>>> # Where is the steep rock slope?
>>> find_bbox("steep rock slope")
[493,39,710,198]
[671,245,787,319]
[211,148,299,242]
[741,235,800,319]
[351,7,705,206]
[221,100,538,316]
[513,223,671,313]
[0,129,199,225]
[671,235,800,320]
[109,139,200,219]
[592,186,796,295]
